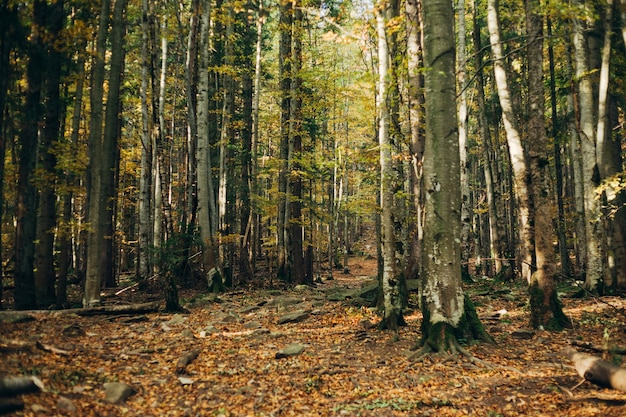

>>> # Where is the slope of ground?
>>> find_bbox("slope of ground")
[2,257,626,416]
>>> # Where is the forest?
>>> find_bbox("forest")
[1,0,626,414]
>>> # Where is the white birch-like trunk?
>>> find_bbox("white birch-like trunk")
[572,0,604,290]
[486,0,534,283]
[376,7,402,328]
[457,0,471,266]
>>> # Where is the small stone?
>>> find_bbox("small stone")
[103,382,135,404]
[244,321,262,329]
[167,314,187,325]
[277,309,310,325]
[275,343,305,359]
[511,329,535,339]
[57,396,76,412]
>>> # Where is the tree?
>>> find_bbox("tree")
[14,0,47,310]
[486,0,534,284]
[525,0,569,329]
[376,2,405,330]
[417,0,492,353]
[572,0,604,292]
[84,0,112,307]
[34,0,65,307]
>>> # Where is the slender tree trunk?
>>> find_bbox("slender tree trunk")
[196,0,221,292]
[572,0,604,291]
[376,5,404,330]
[457,0,472,275]
[277,0,293,281]
[472,1,504,275]
[138,0,154,283]
[486,0,534,283]
[100,0,126,289]
[547,17,570,279]
[84,0,111,307]
[288,4,306,284]
[250,2,264,268]
[34,0,65,306]
[404,0,425,284]
[238,0,255,283]
[15,0,47,310]
[525,0,569,329]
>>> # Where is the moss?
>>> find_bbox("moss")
[529,281,571,330]
[418,293,494,353]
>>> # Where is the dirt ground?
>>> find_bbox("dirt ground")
[2,257,626,416]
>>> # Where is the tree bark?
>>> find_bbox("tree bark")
[525,0,569,329]
[376,5,404,330]
[84,0,112,307]
[34,0,65,307]
[487,0,534,283]
[572,0,604,291]
[419,0,492,351]
[15,0,47,310]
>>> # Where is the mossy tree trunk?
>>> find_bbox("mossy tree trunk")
[418,0,492,352]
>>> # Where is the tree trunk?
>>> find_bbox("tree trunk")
[376,6,404,330]
[15,0,47,310]
[472,1,505,275]
[34,0,65,307]
[84,0,111,307]
[457,0,472,275]
[100,0,125,289]
[419,0,492,351]
[547,16,571,279]
[572,0,604,291]
[405,0,425,284]
[288,4,307,285]
[138,0,154,283]
[487,0,534,283]
[239,0,255,284]
[525,0,569,329]
[277,0,292,281]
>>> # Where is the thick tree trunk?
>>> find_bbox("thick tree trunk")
[419,0,492,352]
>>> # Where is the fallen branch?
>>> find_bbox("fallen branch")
[36,341,71,356]
[176,349,201,374]
[570,340,626,356]
[70,301,161,316]
[565,348,626,392]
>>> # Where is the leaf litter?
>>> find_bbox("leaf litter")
[2,257,626,416]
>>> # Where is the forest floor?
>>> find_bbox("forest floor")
[3,256,626,416]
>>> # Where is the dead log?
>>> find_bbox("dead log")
[565,348,626,392]
[0,301,161,319]
[570,340,626,356]
[0,376,44,397]
[71,301,161,316]
[176,349,201,374]
[0,399,24,414]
